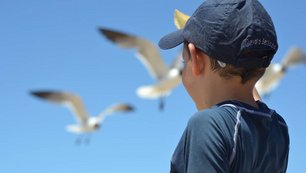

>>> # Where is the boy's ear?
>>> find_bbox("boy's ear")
[188,43,205,76]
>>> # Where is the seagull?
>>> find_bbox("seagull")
[173,9,306,97]
[256,47,306,96]
[30,90,134,144]
[98,27,183,111]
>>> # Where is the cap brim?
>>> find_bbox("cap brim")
[158,29,184,50]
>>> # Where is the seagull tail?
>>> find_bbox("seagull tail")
[137,85,171,99]
[137,76,181,99]
[66,125,84,134]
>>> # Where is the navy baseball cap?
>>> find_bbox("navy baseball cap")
[159,0,278,68]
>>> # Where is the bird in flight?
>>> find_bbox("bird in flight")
[30,90,134,144]
[255,47,306,96]
[99,27,183,111]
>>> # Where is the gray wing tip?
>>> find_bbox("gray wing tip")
[30,90,53,98]
[98,27,132,42]
[98,27,115,40]
[97,27,110,35]
[114,104,135,112]
[30,90,62,99]
[124,104,135,112]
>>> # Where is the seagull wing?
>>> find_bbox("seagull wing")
[30,91,89,124]
[96,103,134,123]
[99,28,169,80]
[281,47,306,68]
[174,9,190,29]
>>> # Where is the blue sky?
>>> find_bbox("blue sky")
[0,0,305,172]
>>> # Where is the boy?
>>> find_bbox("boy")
[159,0,290,172]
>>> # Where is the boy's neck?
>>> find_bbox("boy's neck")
[195,76,258,110]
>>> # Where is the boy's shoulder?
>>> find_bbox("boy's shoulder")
[187,100,287,131]
[189,103,238,123]
[187,105,238,134]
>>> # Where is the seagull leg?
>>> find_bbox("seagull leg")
[159,97,165,112]
[75,134,84,145]
[85,134,91,145]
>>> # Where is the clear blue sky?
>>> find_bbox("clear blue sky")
[0,0,305,172]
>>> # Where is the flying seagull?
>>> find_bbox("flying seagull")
[99,27,183,111]
[255,47,306,96]
[30,90,134,144]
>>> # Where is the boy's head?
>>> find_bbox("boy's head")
[159,0,277,83]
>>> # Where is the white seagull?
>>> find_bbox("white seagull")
[99,27,183,111]
[256,47,306,96]
[31,90,134,144]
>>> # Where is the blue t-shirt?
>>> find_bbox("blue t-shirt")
[170,100,289,173]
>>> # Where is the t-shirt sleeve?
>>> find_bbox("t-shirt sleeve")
[172,110,233,173]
